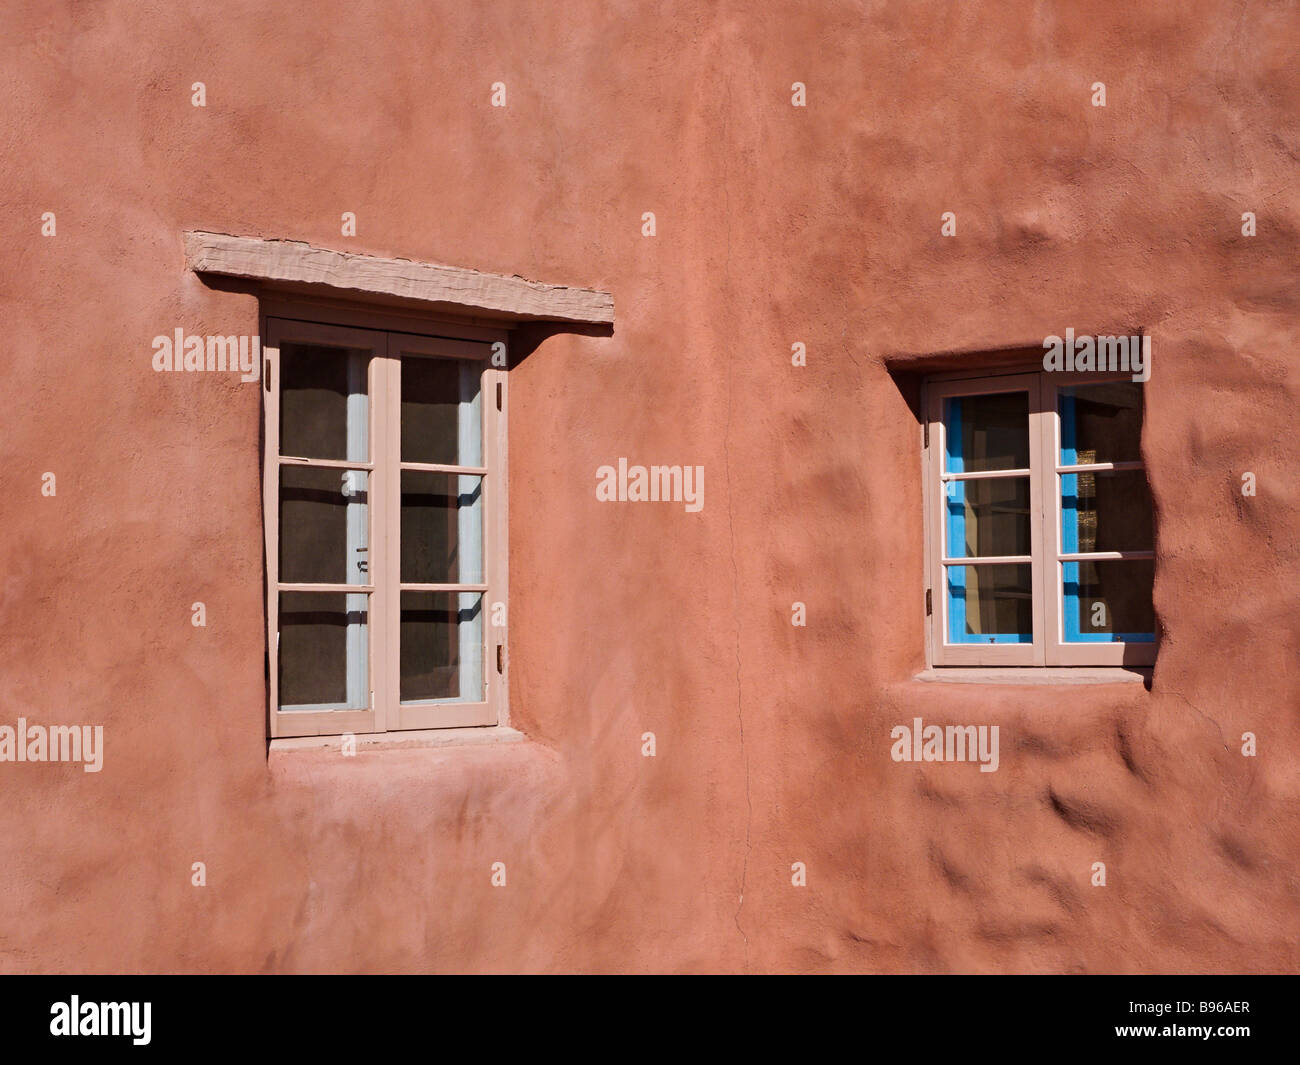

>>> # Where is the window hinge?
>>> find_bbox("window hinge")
[923,421,929,448]
[496,381,503,412]
[264,359,271,392]
[496,643,504,674]
[925,589,932,616]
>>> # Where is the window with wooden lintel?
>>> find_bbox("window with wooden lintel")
[263,318,507,737]
[923,369,1156,667]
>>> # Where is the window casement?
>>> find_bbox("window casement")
[923,369,1155,667]
[262,317,507,738]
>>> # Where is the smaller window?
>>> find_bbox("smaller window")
[924,370,1156,667]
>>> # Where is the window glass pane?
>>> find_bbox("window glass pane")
[279,467,369,584]
[1059,381,1143,465]
[400,471,483,584]
[1063,559,1155,641]
[1061,469,1153,553]
[401,356,482,466]
[400,592,483,703]
[278,592,369,709]
[945,476,1030,558]
[943,391,1030,472]
[946,564,1032,643]
[280,343,370,461]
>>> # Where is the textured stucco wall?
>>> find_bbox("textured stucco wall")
[0,0,1297,973]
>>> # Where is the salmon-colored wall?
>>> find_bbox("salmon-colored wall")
[1,1,1297,973]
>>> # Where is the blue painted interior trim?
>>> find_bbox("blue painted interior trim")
[944,397,1030,645]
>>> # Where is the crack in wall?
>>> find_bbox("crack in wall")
[718,76,751,971]
[1165,689,1232,752]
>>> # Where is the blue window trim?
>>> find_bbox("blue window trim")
[1059,391,1154,644]
[944,397,1031,645]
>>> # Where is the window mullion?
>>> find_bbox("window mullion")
[1036,373,1061,665]
[376,339,400,732]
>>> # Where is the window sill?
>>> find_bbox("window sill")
[268,724,526,754]
[914,667,1150,686]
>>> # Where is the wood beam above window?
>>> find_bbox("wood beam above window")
[184,231,614,325]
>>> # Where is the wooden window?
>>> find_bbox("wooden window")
[924,369,1155,667]
[263,318,507,738]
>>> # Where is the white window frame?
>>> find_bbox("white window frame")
[262,315,509,738]
[923,367,1156,668]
